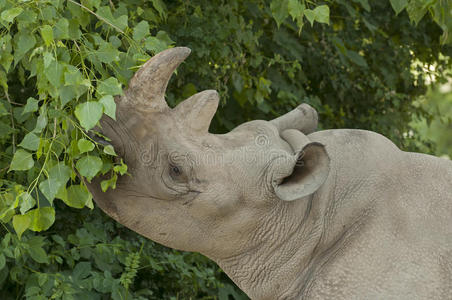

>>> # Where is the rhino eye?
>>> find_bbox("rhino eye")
[170,164,182,178]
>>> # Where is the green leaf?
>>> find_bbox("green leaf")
[64,184,92,208]
[113,159,128,175]
[26,207,55,232]
[43,51,54,68]
[13,31,36,64]
[73,261,92,281]
[54,18,69,39]
[1,7,23,23]
[0,253,5,270]
[96,6,128,32]
[270,0,289,28]
[95,42,119,63]
[78,139,95,153]
[0,51,13,73]
[0,121,13,139]
[390,0,408,15]
[12,214,30,239]
[103,145,116,156]
[18,192,35,215]
[19,132,40,151]
[39,178,61,203]
[48,163,72,186]
[74,101,104,130]
[313,5,329,25]
[145,36,170,54]
[38,273,48,286]
[288,0,304,20]
[0,103,8,116]
[27,237,49,264]
[76,155,103,180]
[97,77,123,96]
[133,20,150,41]
[33,107,48,133]
[346,50,368,67]
[22,97,39,114]
[151,0,167,19]
[357,0,370,12]
[40,25,53,47]
[9,149,34,171]
[406,0,427,25]
[64,65,84,86]
[101,173,117,192]
[99,95,116,119]
[304,9,315,26]
[44,60,65,89]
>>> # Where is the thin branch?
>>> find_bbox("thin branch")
[67,0,124,34]
[4,90,16,153]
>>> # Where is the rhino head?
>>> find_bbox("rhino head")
[87,47,330,286]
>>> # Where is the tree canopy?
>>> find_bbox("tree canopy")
[0,0,451,299]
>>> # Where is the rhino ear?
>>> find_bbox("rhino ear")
[275,142,330,202]
[173,90,219,133]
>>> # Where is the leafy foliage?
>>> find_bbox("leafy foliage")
[390,0,452,44]
[411,81,452,158]
[0,0,451,299]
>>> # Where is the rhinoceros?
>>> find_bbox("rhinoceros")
[86,47,452,299]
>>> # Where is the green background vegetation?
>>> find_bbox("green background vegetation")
[0,0,451,299]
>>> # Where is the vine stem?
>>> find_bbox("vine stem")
[66,0,125,34]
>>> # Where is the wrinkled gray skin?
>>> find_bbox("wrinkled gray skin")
[87,48,452,299]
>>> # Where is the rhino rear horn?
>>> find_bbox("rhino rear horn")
[124,47,191,111]
[174,90,219,133]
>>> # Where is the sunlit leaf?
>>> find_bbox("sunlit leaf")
[1,7,23,23]
[97,78,123,96]
[22,97,39,115]
[18,192,35,215]
[26,207,55,232]
[12,214,30,239]
[64,184,92,209]
[74,101,104,131]
[270,0,289,28]
[9,149,34,171]
[133,20,150,41]
[19,132,40,151]
[76,155,103,180]
[390,0,408,15]
[99,95,116,120]
[78,139,95,153]
[40,25,53,47]
[39,178,61,203]
[103,145,116,156]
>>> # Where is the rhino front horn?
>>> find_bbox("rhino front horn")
[124,47,191,111]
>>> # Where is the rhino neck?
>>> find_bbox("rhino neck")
[214,193,327,300]
[215,181,374,300]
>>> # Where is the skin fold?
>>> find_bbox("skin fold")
[86,48,452,299]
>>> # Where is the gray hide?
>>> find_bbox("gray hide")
[86,47,452,299]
